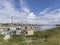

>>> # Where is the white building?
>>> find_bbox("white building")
[0,23,35,36]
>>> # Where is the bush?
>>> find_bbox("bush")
[33,31,45,40]
[0,34,4,42]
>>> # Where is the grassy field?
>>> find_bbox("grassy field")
[0,27,60,45]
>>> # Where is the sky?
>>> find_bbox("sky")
[0,0,60,25]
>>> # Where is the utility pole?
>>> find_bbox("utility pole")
[11,16,13,25]
[10,16,13,36]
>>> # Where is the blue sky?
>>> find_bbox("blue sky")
[0,0,60,24]
[13,0,60,14]
[27,0,60,14]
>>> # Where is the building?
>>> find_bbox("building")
[0,23,35,36]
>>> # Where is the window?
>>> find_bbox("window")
[7,28,10,31]
[25,27,27,29]
[30,27,32,29]
[13,31,16,34]
[26,32,28,34]
[16,28,20,30]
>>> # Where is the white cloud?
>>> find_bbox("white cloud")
[39,8,60,30]
[1,0,60,25]
[20,0,30,14]
[27,12,36,19]
[20,0,36,20]
[0,0,27,23]
[39,8,50,15]
[0,0,36,24]
[39,8,60,25]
